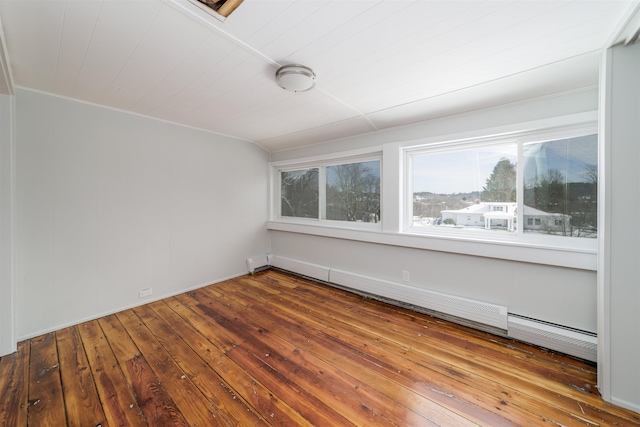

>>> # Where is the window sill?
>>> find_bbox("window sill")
[267,220,597,271]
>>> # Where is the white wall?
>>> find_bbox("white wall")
[599,43,640,412]
[14,88,270,339]
[0,93,15,355]
[270,89,599,333]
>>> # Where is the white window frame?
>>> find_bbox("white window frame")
[402,119,598,252]
[269,148,383,231]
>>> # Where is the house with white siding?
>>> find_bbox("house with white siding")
[441,202,570,233]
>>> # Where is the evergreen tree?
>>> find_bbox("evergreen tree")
[481,158,516,202]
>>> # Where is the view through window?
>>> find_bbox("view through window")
[411,145,518,231]
[280,168,318,219]
[410,134,597,238]
[523,135,597,238]
[280,160,381,224]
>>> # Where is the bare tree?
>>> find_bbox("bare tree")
[524,165,597,237]
[327,163,380,222]
[281,169,318,218]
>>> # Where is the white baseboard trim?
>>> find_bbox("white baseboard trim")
[610,396,640,415]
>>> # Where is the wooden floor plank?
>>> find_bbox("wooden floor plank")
[164,295,316,427]
[211,280,511,426]
[55,326,106,427]
[197,286,436,425]
[99,313,191,427]
[178,291,351,426]
[0,341,29,426]
[117,309,227,427]
[147,299,272,426]
[26,333,67,427]
[4,270,640,426]
[241,326,444,427]
[76,320,147,427]
[193,284,488,426]
[137,301,268,426]
[171,293,240,352]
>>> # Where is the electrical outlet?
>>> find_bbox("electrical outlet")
[139,288,152,298]
[402,270,410,282]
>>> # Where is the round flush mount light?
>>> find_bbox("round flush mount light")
[275,64,316,92]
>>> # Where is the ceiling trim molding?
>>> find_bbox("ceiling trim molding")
[606,1,640,47]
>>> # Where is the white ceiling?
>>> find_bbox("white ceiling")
[0,0,636,152]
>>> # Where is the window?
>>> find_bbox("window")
[325,161,381,223]
[275,157,381,226]
[406,129,597,240]
[281,168,318,219]
[269,116,598,269]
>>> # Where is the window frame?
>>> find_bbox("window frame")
[403,121,598,250]
[270,149,383,231]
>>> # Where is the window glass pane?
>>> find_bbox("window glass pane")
[280,168,319,218]
[412,145,517,231]
[523,134,597,238]
[325,160,381,222]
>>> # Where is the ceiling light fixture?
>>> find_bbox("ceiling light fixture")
[275,64,316,92]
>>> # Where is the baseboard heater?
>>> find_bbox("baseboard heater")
[246,254,271,274]
[329,268,508,331]
[269,255,330,282]
[246,254,596,362]
[507,315,597,362]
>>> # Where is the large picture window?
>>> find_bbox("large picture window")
[407,131,597,240]
[277,158,381,225]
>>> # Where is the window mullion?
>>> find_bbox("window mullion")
[517,140,524,235]
[404,152,414,232]
[319,166,327,221]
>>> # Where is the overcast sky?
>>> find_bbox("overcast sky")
[412,146,516,194]
[412,135,597,194]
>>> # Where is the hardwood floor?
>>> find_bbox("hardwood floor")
[1,269,639,426]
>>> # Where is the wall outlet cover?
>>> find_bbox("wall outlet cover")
[139,288,152,298]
